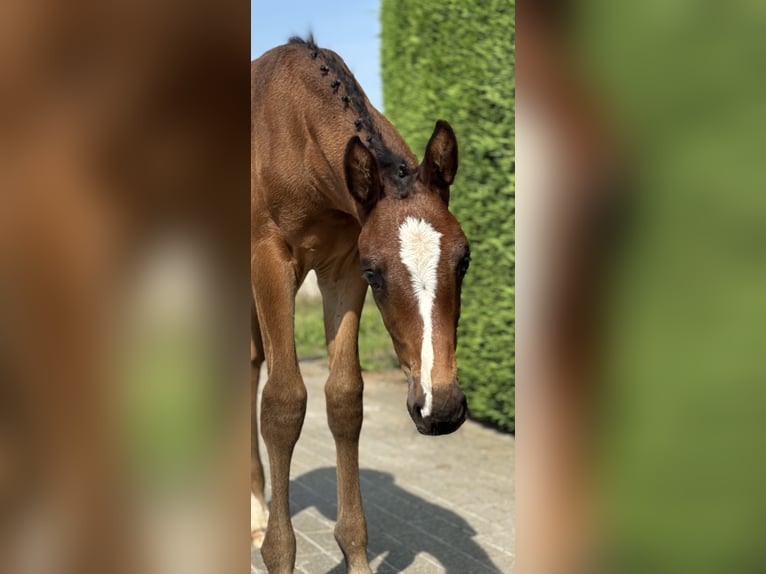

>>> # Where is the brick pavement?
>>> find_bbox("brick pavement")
[251,360,515,573]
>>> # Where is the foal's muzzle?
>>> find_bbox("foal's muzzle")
[407,383,467,436]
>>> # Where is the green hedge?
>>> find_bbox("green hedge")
[381,0,515,431]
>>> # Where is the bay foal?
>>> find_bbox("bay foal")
[251,37,470,573]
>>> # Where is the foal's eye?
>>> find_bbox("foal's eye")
[457,253,471,278]
[362,269,384,291]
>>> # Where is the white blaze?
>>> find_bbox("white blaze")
[398,216,442,418]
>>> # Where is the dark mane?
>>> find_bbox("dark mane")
[288,34,317,49]
[288,35,412,196]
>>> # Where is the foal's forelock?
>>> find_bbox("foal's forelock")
[398,216,444,417]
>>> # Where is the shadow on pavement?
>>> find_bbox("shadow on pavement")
[290,467,503,574]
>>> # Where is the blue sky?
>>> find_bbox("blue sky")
[251,0,383,110]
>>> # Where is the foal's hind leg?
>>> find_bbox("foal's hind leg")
[252,237,307,573]
[250,299,269,547]
[318,259,373,574]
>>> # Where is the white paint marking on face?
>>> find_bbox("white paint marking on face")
[398,216,442,418]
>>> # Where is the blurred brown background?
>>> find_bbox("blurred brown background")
[0,1,250,572]
[517,2,766,574]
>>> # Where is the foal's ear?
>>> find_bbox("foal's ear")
[418,120,458,205]
[344,136,383,220]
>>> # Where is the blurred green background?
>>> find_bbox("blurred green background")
[574,2,766,572]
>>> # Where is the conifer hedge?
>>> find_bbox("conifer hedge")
[381,0,515,431]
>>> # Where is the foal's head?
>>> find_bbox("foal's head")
[345,121,470,435]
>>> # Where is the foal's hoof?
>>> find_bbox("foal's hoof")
[251,493,269,548]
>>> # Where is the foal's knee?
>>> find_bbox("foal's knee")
[325,370,363,441]
[260,372,307,445]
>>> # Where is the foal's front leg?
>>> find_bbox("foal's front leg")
[318,263,373,574]
[252,238,307,573]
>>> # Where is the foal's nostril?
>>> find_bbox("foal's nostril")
[456,397,467,421]
[409,397,433,434]
[409,392,426,420]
